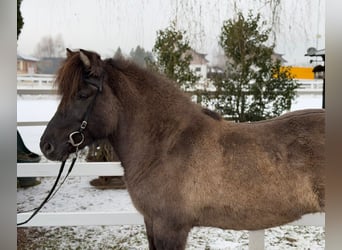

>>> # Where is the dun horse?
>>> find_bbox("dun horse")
[40,49,325,249]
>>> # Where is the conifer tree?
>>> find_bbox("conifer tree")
[129,45,154,68]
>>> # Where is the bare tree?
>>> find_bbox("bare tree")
[34,34,65,58]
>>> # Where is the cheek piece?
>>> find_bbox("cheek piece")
[68,75,103,152]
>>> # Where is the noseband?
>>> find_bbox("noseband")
[17,76,103,226]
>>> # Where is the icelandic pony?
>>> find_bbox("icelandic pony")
[40,49,325,250]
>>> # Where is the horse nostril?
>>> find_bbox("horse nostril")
[42,142,54,155]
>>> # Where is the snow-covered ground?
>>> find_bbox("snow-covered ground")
[17,91,325,249]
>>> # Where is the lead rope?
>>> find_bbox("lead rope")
[17,154,77,214]
[17,149,80,226]
[45,151,78,202]
[17,125,84,226]
[17,160,67,226]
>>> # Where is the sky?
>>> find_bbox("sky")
[17,0,325,66]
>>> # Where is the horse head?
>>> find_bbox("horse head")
[40,49,121,161]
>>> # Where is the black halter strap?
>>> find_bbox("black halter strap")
[17,76,103,226]
[68,76,102,147]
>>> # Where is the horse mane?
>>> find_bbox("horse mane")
[202,108,222,121]
[103,57,198,111]
[104,57,181,93]
[55,52,216,123]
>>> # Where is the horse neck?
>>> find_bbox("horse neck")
[109,69,198,170]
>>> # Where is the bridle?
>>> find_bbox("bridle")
[68,76,103,150]
[17,75,103,226]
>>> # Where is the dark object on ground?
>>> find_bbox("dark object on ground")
[90,176,126,190]
[87,139,124,189]
[17,130,41,188]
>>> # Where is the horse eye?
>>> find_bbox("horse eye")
[77,91,90,100]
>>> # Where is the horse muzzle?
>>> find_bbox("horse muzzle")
[40,137,72,162]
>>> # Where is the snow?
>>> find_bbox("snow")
[17,93,325,249]
[17,176,136,214]
[290,93,323,111]
[17,94,60,154]
[17,95,59,122]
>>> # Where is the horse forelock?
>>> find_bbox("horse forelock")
[55,54,86,110]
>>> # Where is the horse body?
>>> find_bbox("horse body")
[40,49,324,250]
[119,106,324,231]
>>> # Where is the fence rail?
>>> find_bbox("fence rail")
[17,74,55,85]
[17,121,49,126]
[297,80,323,93]
[17,88,57,95]
[17,86,324,249]
[17,211,144,227]
[17,161,123,177]
[17,74,323,94]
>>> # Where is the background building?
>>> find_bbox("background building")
[17,54,39,74]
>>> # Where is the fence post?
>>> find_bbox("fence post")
[249,230,264,250]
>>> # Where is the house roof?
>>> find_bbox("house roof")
[272,52,287,63]
[313,65,325,73]
[17,53,40,62]
[305,48,325,57]
[187,49,209,65]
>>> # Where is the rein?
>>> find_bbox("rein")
[17,76,103,226]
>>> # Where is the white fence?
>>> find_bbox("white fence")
[297,79,323,93]
[17,84,324,249]
[16,162,325,249]
[17,74,55,87]
[17,161,145,227]
[17,74,323,93]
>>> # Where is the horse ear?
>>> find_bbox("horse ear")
[66,48,75,58]
[79,50,91,68]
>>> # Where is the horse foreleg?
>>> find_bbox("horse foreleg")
[151,218,190,250]
[144,217,157,250]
